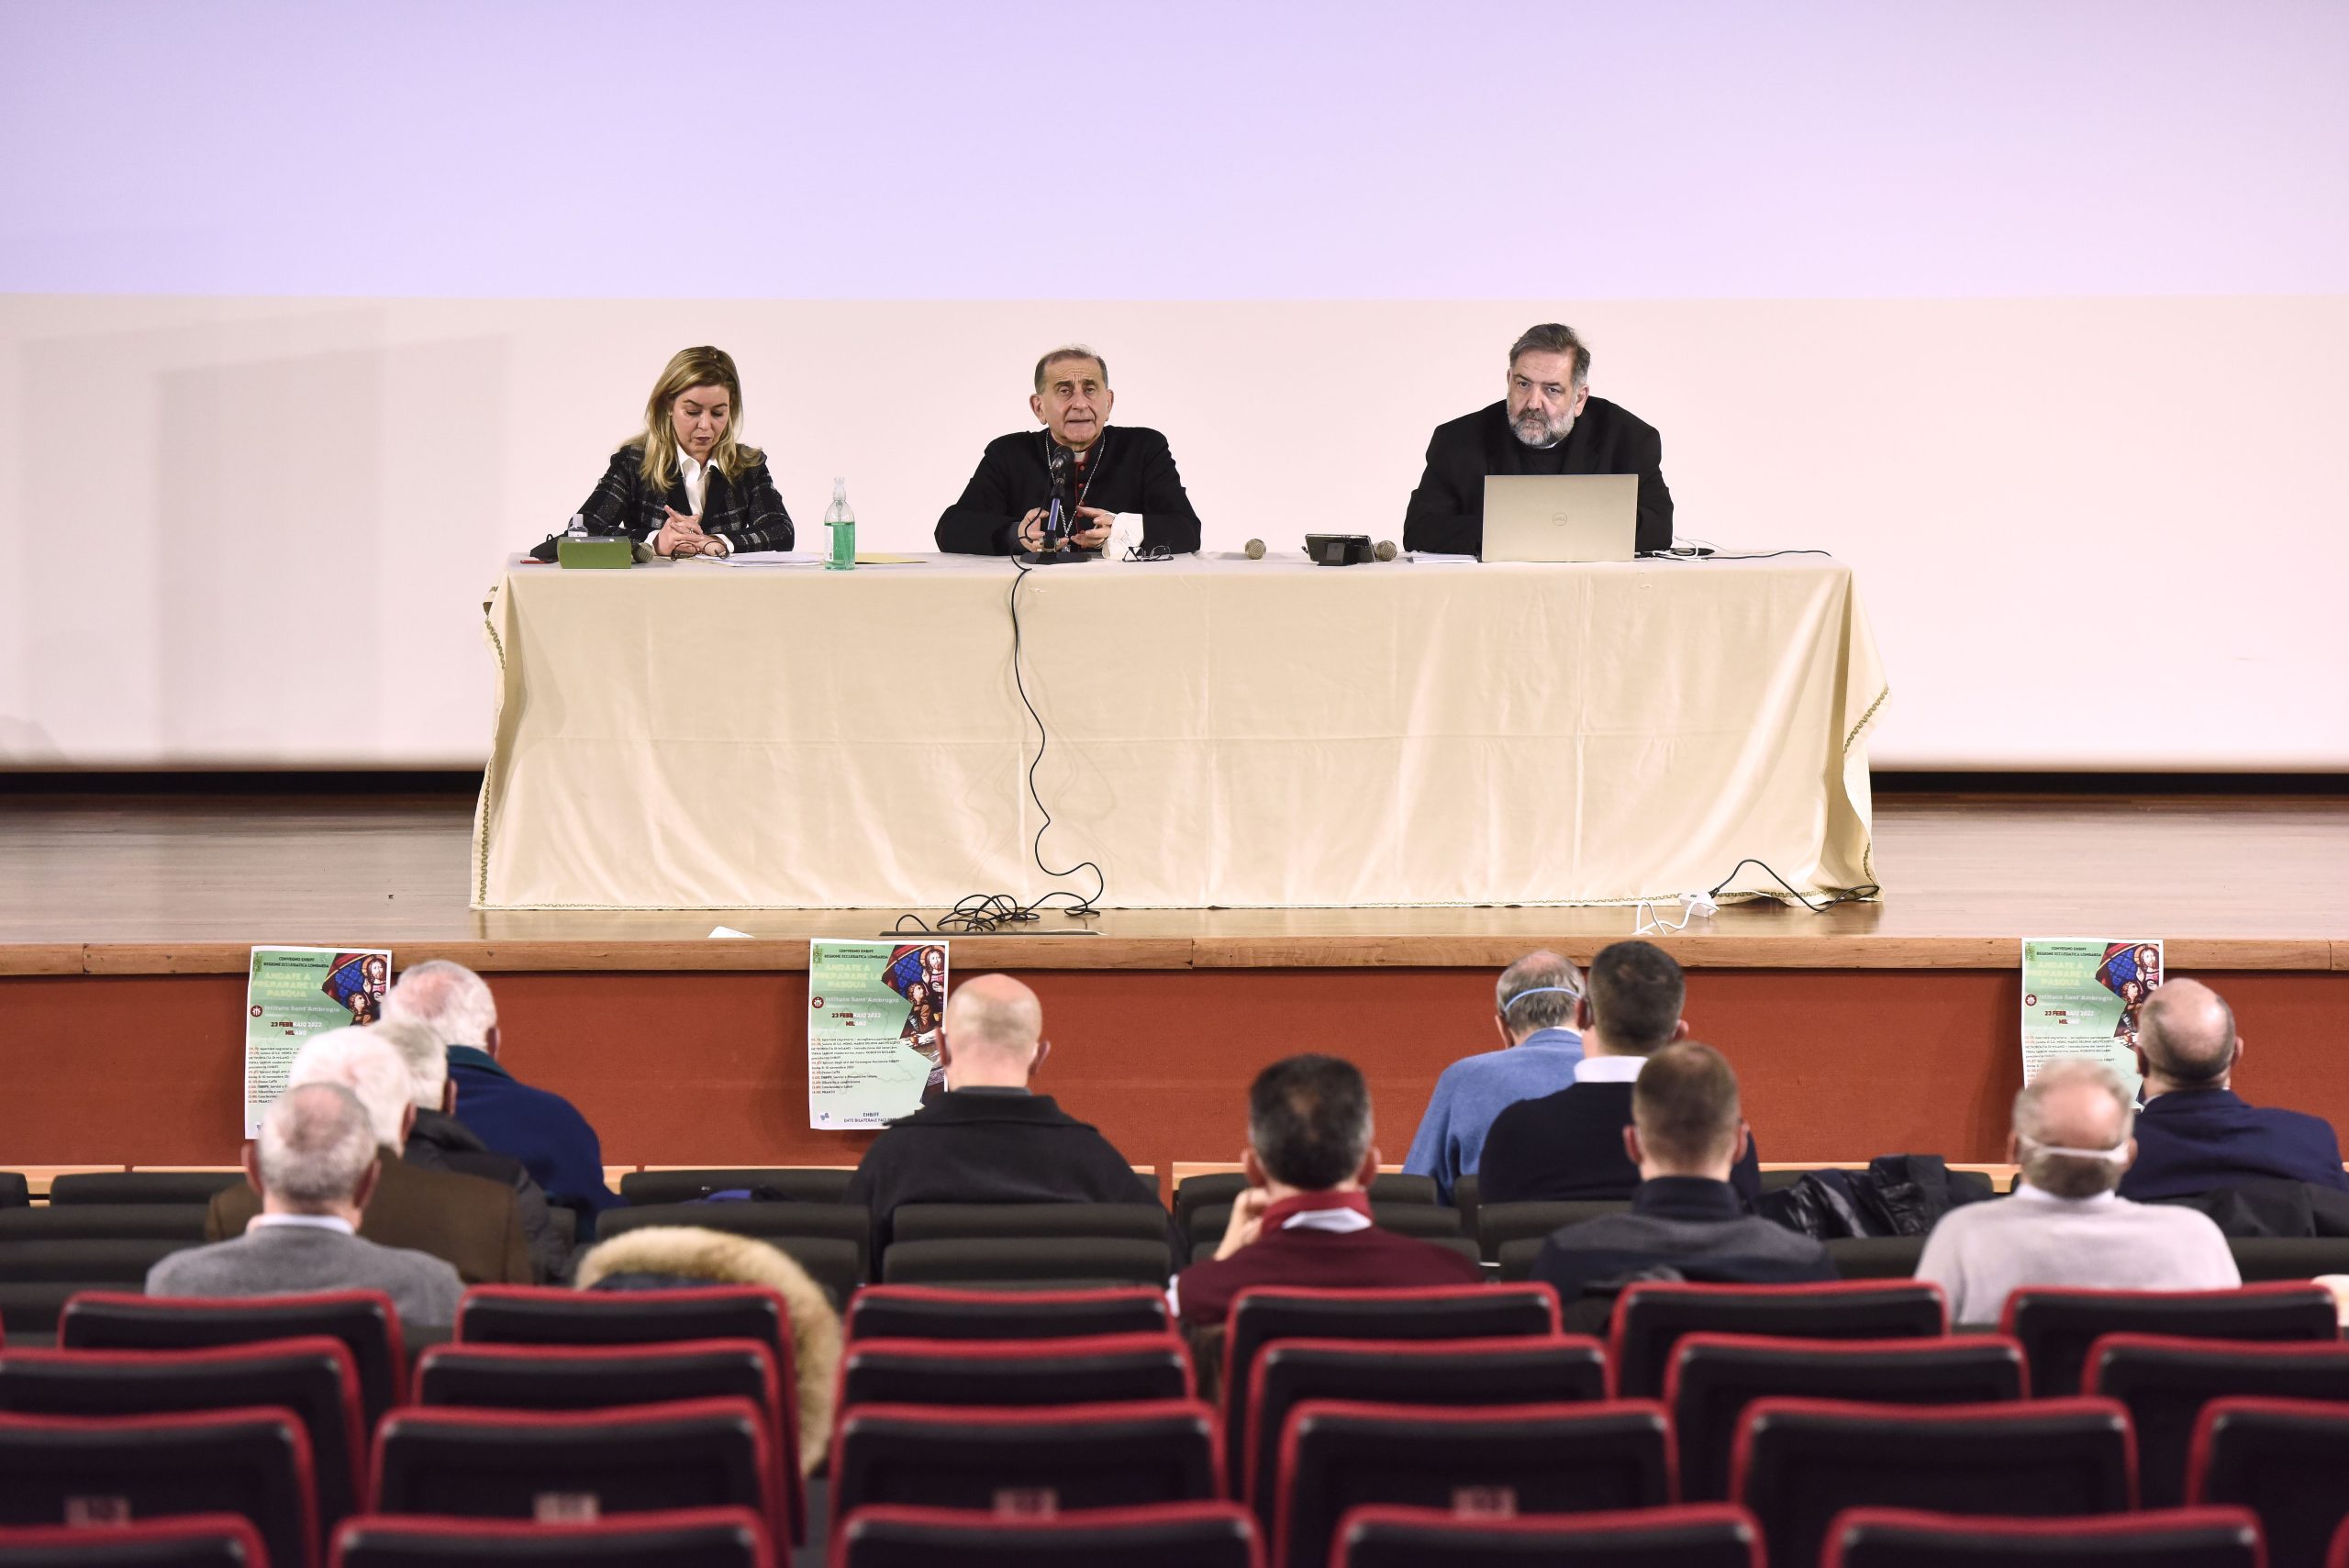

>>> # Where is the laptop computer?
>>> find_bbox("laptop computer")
[1480,473,1640,562]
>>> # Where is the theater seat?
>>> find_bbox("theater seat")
[47,1174,246,1208]
[1277,1401,1674,1568]
[1242,1336,1608,1524]
[0,1515,268,1567]
[2087,1333,2349,1507]
[413,1340,799,1544]
[1821,1505,2265,1568]
[0,1207,209,1241]
[1609,1280,1948,1400]
[1219,1284,1561,1497]
[836,1333,1191,1423]
[1333,1502,1763,1568]
[2001,1282,2339,1398]
[331,1507,772,1568]
[1475,1200,1634,1265]
[0,1339,366,1531]
[1733,1396,2135,1568]
[0,1407,317,1568]
[61,1291,404,1435]
[887,1203,1170,1246]
[0,1243,197,1341]
[371,1398,772,1536]
[2189,1396,2349,1568]
[843,1285,1172,1343]
[830,1399,1217,1519]
[1666,1333,2028,1502]
[879,1236,1172,1286]
[829,1501,1261,1568]
[618,1168,854,1207]
[455,1284,794,1371]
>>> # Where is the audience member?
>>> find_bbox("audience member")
[383,959,621,1218]
[1529,1042,1832,1304]
[2119,977,2349,1201]
[1402,950,1585,1203]
[1916,1058,2238,1322]
[208,1029,534,1285]
[1476,941,1762,1205]
[572,1224,842,1480]
[150,1081,462,1327]
[843,974,1163,1258]
[1173,1054,1484,1329]
[371,1015,571,1281]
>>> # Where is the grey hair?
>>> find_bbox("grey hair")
[383,959,498,1049]
[256,1081,379,1211]
[368,1015,451,1111]
[1495,950,1584,1036]
[1032,344,1108,393]
[1508,323,1590,386]
[286,1028,413,1150]
[2014,1058,2137,1198]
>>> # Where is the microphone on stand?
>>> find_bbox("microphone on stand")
[1044,446,1073,550]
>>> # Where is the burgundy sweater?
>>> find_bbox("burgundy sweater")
[1174,1192,1485,1328]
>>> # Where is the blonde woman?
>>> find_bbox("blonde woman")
[535,346,795,560]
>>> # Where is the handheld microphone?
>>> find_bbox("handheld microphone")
[1243,539,1266,559]
[1374,540,1397,562]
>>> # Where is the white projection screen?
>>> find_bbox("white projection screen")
[2,0,2343,770]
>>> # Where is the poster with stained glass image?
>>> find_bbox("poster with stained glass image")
[244,945,393,1135]
[2020,938,2163,1095]
[807,940,950,1129]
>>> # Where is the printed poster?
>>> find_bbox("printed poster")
[808,940,950,1129]
[2020,938,2163,1094]
[244,945,392,1135]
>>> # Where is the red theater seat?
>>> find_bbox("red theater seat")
[2189,1396,2349,1568]
[829,1399,1218,1521]
[1609,1280,1948,1401]
[1821,1505,2265,1568]
[331,1507,773,1568]
[0,1515,269,1568]
[1664,1333,2028,1502]
[1241,1335,1608,1524]
[2086,1333,2349,1507]
[1275,1400,1675,1568]
[843,1284,1173,1343]
[0,1407,317,1568]
[1332,1502,1763,1568]
[61,1290,403,1435]
[835,1332,1191,1424]
[2000,1283,2338,1400]
[1219,1284,1560,1496]
[1731,1396,2135,1568]
[828,1501,1261,1568]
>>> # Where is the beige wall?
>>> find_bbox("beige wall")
[3,294,2343,768]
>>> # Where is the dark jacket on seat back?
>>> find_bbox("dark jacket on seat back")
[844,1088,1163,1260]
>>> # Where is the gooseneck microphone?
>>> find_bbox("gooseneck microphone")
[1044,445,1073,547]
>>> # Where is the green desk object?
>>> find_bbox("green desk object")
[556,537,635,570]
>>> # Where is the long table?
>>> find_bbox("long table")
[471,551,1887,910]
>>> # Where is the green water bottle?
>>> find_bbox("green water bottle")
[824,477,855,570]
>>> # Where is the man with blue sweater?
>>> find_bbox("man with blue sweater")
[384,961,622,1225]
[2119,978,2349,1201]
[1402,951,1584,1203]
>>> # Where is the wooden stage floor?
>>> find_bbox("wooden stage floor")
[0,788,2343,973]
[3,787,2343,1173]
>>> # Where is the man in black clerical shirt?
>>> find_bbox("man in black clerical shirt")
[935,345,1204,556]
[1403,322,1673,556]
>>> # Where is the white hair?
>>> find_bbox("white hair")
[383,960,499,1049]
[2014,1057,2138,1198]
[257,1081,379,1211]
[368,1015,450,1111]
[286,1028,412,1150]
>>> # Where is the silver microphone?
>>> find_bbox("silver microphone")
[1374,540,1397,562]
[1244,539,1266,560]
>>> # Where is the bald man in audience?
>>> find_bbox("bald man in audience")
[844,974,1164,1259]
[1915,1058,2237,1323]
[2119,977,2349,1202]
[151,1081,463,1327]
[209,1029,534,1286]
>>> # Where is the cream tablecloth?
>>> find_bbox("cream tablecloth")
[471,552,1886,909]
